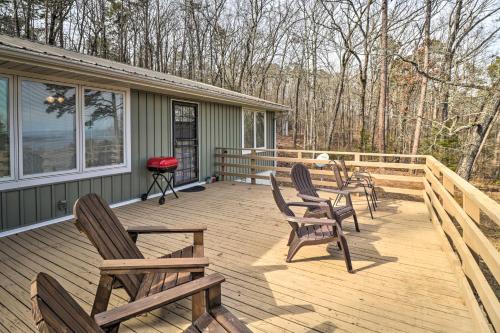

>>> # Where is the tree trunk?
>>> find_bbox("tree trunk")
[293,53,304,148]
[13,0,21,37]
[359,0,372,150]
[411,0,431,160]
[327,55,348,149]
[494,127,500,180]
[438,0,462,122]
[293,73,301,148]
[456,98,500,180]
[375,0,388,153]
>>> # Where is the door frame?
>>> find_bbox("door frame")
[171,99,200,186]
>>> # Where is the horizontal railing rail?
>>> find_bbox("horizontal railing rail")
[215,147,426,196]
[214,147,500,333]
[423,156,499,333]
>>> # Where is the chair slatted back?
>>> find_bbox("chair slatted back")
[290,163,319,199]
[73,193,144,299]
[31,272,104,333]
[270,174,298,230]
[337,160,350,180]
[331,162,344,189]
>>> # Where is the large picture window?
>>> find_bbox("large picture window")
[0,77,10,178]
[242,110,266,150]
[0,75,130,190]
[84,89,124,168]
[21,80,77,176]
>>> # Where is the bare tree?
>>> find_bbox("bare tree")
[456,92,499,179]
[1,0,498,180]
[375,0,388,153]
[410,0,431,159]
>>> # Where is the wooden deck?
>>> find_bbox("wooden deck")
[0,181,475,333]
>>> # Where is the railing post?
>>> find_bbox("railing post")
[297,151,302,160]
[463,194,480,224]
[220,150,227,181]
[250,149,256,185]
[354,153,360,171]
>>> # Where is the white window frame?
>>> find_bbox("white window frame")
[18,77,81,179]
[242,109,266,154]
[0,74,131,191]
[82,86,128,172]
[0,74,15,181]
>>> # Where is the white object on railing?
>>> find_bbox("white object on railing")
[315,153,330,168]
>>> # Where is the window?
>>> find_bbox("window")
[21,80,77,176]
[84,89,124,168]
[243,111,254,149]
[0,75,130,190]
[0,77,10,178]
[255,112,265,148]
[242,110,266,150]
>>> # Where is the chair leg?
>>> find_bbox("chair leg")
[353,213,360,232]
[105,325,120,333]
[371,191,378,209]
[332,194,341,207]
[286,239,304,263]
[370,191,377,211]
[364,190,374,219]
[372,186,378,201]
[338,236,353,273]
[91,275,114,317]
[287,230,295,246]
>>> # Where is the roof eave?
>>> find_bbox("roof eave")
[0,46,290,112]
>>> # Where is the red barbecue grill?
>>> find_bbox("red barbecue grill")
[141,157,179,205]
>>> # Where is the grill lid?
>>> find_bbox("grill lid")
[146,157,178,169]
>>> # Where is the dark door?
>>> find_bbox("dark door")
[173,101,198,186]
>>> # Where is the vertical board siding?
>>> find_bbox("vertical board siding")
[0,89,252,232]
[198,101,242,181]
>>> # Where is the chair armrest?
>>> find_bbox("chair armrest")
[95,274,225,329]
[286,216,337,226]
[315,188,349,196]
[287,201,329,208]
[99,258,209,275]
[297,193,329,202]
[354,170,372,178]
[315,188,353,206]
[126,225,207,234]
[347,177,371,186]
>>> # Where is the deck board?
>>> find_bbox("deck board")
[0,181,474,332]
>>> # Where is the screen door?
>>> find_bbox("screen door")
[173,101,198,186]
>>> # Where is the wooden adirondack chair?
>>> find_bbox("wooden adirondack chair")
[330,161,376,219]
[290,163,360,232]
[31,272,252,333]
[270,174,353,272]
[73,193,208,317]
[337,159,378,203]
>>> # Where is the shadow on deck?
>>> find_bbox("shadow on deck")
[0,181,474,332]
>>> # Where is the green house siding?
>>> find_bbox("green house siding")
[0,89,277,232]
[199,102,242,181]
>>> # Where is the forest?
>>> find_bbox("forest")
[0,0,498,182]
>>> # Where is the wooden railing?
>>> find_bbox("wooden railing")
[424,156,499,333]
[215,147,427,196]
[215,147,500,333]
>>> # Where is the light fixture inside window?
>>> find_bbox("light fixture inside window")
[46,96,65,103]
